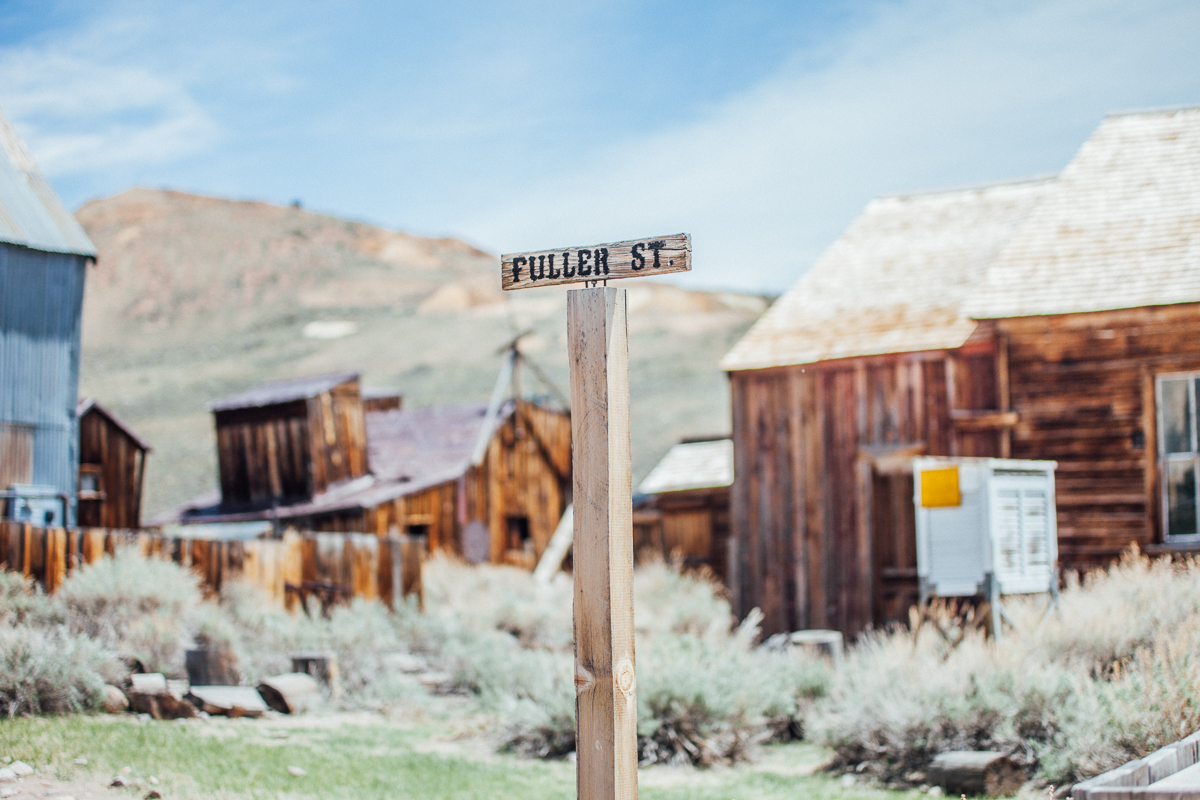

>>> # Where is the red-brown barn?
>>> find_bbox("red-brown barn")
[76,399,151,528]
[722,106,1200,638]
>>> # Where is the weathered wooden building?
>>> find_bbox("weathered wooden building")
[722,106,1200,637]
[634,437,732,582]
[173,371,571,568]
[0,109,97,524]
[76,399,151,528]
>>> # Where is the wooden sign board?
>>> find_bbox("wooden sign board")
[502,233,690,291]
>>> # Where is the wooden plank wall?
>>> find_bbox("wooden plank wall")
[0,522,421,609]
[78,409,146,529]
[730,349,1004,637]
[363,405,571,568]
[634,487,731,582]
[306,383,368,495]
[215,400,312,507]
[484,403,571,567]
[1001,304,1200,567]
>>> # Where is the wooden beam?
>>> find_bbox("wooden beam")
[1142,366,1160,543]
[568,287,637,800]
[949,410,1020,429]
[997,333,1012,458]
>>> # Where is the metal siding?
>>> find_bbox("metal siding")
[0,111,96,257]
[0,242,87,522]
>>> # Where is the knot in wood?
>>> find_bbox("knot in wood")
[616,661,635,694]
[574,664,595,695]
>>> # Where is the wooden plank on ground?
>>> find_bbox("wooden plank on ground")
[568,287,637,800]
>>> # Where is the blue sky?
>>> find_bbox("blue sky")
[2,0,1199,292]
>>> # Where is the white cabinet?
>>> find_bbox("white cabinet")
[914,458,1058,598]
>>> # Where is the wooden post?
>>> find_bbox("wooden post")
[568,287,637,800]
[503,233,688,800]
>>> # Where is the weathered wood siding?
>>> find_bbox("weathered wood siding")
[1001,304,1200,566]
[632,486,731,582]
[214,378,368,509]
[305,383,368,494]
[362,404,571,567]
[215,400,313,507]
[0,522,420,609]
[732,305,1200,636]
[77,407,146,528]
[730,344,1005,637]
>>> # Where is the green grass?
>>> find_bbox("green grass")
[0,714,918,800]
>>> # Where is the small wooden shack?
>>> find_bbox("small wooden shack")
[0,109,96,524]
[722,106,1200,638]
[76,399,151,528]
[634,437,732,582]
[174,372,571,568]
[210,371,369,510]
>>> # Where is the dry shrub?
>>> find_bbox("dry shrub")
[57,546,203,675]
[812,548,1200,786]
[423,555,573,649]
[0,578,110,717]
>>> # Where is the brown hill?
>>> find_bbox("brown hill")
[76,189,768,518]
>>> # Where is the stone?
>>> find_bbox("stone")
[111,777,129,788]
[839,774,856,788]
[8,762,31,777]
[287,766,306,777]
[73,757,88,766]
[144,791,163,799]
[0,787,15,798]
[0,769,14,783]
[105,685,129,716]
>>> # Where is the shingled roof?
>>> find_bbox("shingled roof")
[0,108,96,257]
[209,371,360,412]
[721,175,1053,371]
[969,106,1200,319]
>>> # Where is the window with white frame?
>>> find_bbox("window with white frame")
[1158,373,1200,541]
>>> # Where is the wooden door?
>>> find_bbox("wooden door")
[0,423,33,491]
[872,470,919,625]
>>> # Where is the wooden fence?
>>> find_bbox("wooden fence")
[0,522,423,612]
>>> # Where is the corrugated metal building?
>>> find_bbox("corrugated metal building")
[722,106,1200,638]
[0,109,97,524]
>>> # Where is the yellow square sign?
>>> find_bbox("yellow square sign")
[920,467,961,507]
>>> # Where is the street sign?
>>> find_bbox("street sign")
[502,231,690,800]
[501,233,690,291]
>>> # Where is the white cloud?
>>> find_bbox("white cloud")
[461,0,1200,292]
[0,26,220,175]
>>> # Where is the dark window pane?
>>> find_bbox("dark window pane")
[1167,460,1198,538]
[1162,379,1193,454]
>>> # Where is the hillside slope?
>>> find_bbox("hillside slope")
[76,189,767,518]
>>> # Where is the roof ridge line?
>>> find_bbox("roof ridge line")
[876,172,1057,201]
[1104,103,1200,119]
